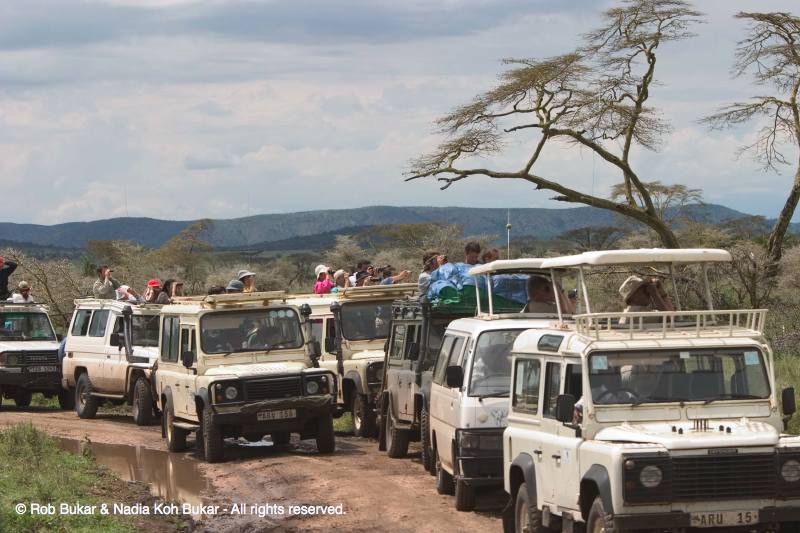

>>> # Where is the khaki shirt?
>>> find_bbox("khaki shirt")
[526,300,558,314]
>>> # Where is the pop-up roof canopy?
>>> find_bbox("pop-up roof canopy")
[468,258,547,276]
[539,248,732,269]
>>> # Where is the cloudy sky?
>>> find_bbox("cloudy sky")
[1,0,797,225]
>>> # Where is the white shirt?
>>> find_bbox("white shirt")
[8,293,34,303]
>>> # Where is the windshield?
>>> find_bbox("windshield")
[0,312,56,341]
[469,329,525,397]
[588,348,770,405]
[200,307,304,354]
[340,301,392,341]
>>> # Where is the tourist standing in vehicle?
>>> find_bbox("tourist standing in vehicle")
[418,251,439,298]
[331,269,350,293]
[157,279,183,304]
[314,265,335,294]
[8,281,34,303]
[143,279,163,303]
[379,265,411,285]
[482,248,500,263]
[115,285,142,303]
[349,259,371,286]
[226,279,244,293]
[618,275,673,324]
[92,265,121,299]
[237,270,256,293]
[525,275,575,314]
[0,256,17,300]
[464,241,481,265]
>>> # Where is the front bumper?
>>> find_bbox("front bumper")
[614,506,800,530]
[457,455,504,486]
[0,367,62,391]
[210,394,334,431]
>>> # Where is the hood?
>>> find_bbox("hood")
[349,349,385,361]
[131,346,159,360]
[594,419,779,450]
[472,397,509,428]
[0,340,60,352]
[203,361,308,379]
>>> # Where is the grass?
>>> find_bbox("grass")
[0,422,135,533]
[774,353,800,434]
[28,393,132,417]
[333,412,354,434]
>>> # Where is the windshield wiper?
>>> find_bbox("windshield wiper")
[703,393,763,405]
[631,396,689,407]
[478,391,509,401]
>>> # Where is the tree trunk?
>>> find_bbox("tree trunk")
[767,158,800,271]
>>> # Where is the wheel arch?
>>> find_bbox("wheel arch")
[580,464,613,520]
[509,453,536,506]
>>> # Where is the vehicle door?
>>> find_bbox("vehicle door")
[86,309,111,390]
[103,312,127,393]
[538,358,564,505]
[554,359,583,511]
[177,325,198,418]
[398,323,421,419]
[159,316,187,417]
[65,308,93,383]
[386,321,408,420]
[509,356,544,505]
[430,333,468,472]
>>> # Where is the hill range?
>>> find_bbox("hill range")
[0,204,775,253]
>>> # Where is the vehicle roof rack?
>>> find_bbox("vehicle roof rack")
[539,248,732,268]
[72,298,164,310]
[171,291,288,309]
[340,283,417,300]
[468,258,548,276]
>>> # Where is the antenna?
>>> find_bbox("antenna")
[124,184,129,217]
[505,209,512,259]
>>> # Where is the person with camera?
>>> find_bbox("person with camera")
[618,275,674,325]
[92,265,121,299]
[378,265,411,285]
[0,256,18,300]
[314,264,335,294]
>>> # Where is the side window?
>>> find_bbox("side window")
[565,363,583,400]
[390,324,406,360]
[447,337,467,368]
[180,328,196,364]
[326,318,336,340]
[88,310,110,338]
[543,362,562,418]
[433,335,456,385]
[404,325,419,360]
[513,358,541,414]
[70,310,92,336]
[310,319,323,343]
[161,317,181,362]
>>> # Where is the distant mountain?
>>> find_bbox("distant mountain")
[0,203,775,251]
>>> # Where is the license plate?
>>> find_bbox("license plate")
[256,409,296,421]
[26,365,59,373]
[690,511,758,528]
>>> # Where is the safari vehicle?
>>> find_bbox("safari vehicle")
[0,301,71,409]
[429,259,563,512]
[152,291,336,463]
[288,284,416,438]
[62,299,161,424]
[503,249,800,533]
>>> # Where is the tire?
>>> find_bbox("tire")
[515,482,548,533]
[132,378,154,426]
[421,404,435,475]
[351,393,376,438]
[58,388,75,410]
[455,479,476,511]
[201,407,224,463]
[386,411,409,458]
[165,402,188,452]
[75,373,99,419]
[271,432,291,446]
[435,446,455,495]
[378,412,387,451]
[586,495,615,533]
[14,390,32,407]
[315,414,336,454]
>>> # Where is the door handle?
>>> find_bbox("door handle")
[551,454,561,460]
[533,450,542,456]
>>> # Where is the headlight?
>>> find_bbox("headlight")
[782,460,800,482]
[458,431,502,451]
[639,465,663,488]
[6,354,17,365]
[224,386,238,401]
[306,381,319,394]
[214,382,241,403]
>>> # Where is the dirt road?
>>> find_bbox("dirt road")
[0,407,503,532]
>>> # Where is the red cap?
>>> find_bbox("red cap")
[147,279,161,288]
[0,256,4,262]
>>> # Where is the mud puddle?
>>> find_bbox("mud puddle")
[58,437,211,508]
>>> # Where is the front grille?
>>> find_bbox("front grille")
[6,351,59,366]
[244,376,303,401]
[672,453,776,501]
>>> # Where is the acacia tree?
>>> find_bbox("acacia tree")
[702,12,800,267]
[407,0,703,248]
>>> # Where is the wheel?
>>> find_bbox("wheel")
[75,373,99,419]
[455,479,476,511]
[515,482,549,533]
[201,407,224,462]
[165,402,188,452]
[315,414,336,453]
[132,378,154,426]
[271,432,291,446]
[421,404,435,475]
[435,446,455,495]
[351,393,376,438]
[386,411,409,458]
[587,495,615,533]
[14,390,32,407]
[378,411,387,451]
[57,388,75,410]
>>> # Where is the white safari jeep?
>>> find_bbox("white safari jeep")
[504,249,800,533]
[288,284,416,437]
[63,299,161,424]
[0,302,70,409]
[153,292,336,463]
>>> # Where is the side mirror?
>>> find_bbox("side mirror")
[783,387,797,416]
[406,342,419,361]
[445,365,463,389]
[309,341,321,361]
[324,337,335,354]
[181,350,194,368]
[555,394,577,424]
[109,332,121,347]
